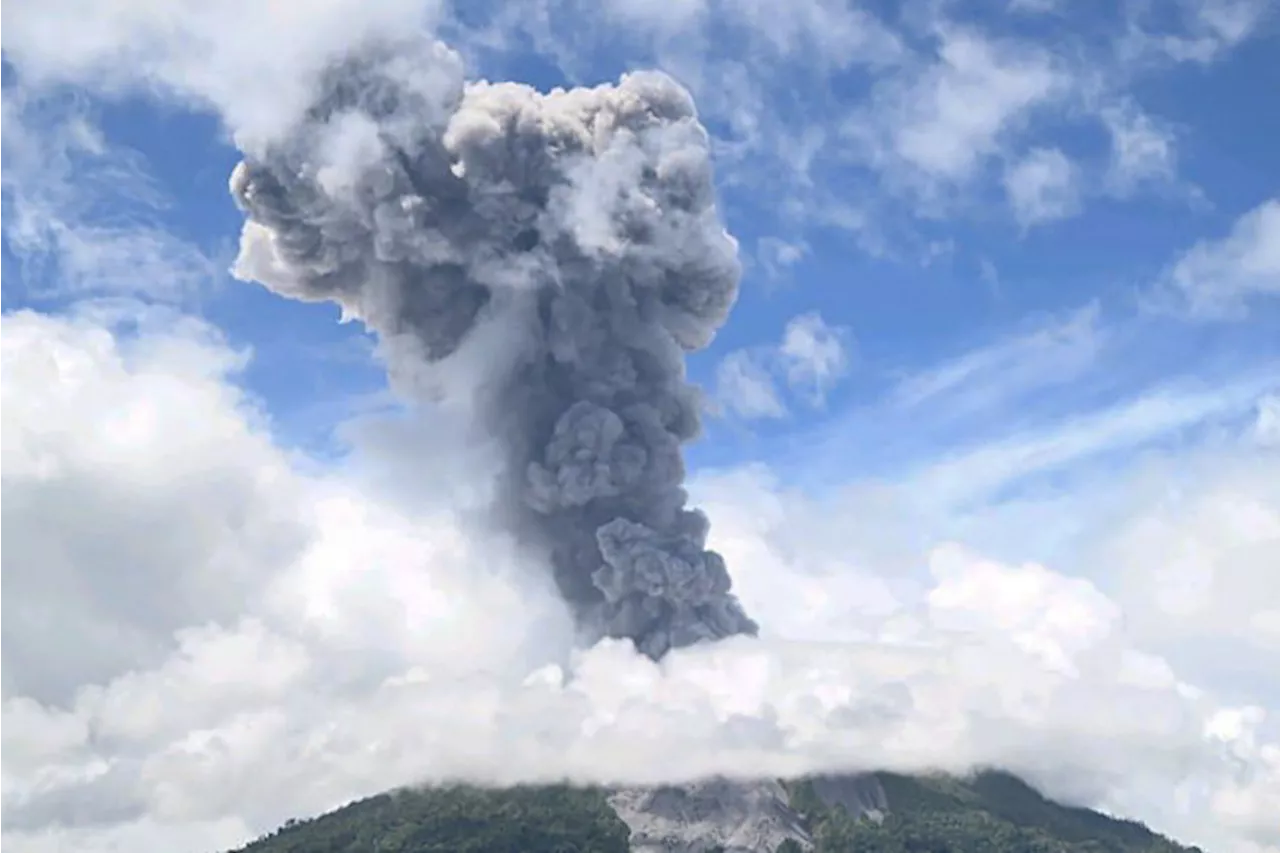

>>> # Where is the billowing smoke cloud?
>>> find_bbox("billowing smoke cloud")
[229,36,757,659]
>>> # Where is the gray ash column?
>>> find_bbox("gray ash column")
[229,36,757,659]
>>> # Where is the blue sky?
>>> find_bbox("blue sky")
[3,0,1277,491]
[3,3,1280,851]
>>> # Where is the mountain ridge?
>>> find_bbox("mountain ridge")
[230,770,1204,853]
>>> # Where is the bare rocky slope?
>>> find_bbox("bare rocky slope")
[608,775,887,853]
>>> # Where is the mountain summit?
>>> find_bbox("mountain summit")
[230,771,1202,853]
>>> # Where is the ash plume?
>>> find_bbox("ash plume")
[229,36,757,659]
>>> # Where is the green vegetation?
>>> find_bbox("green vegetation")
[781,770,1202,853]
[232,784,630,853]
[231,771,1202,853]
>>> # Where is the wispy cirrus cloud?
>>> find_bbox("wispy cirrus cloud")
[781,289,1275,502]
[843,26,1069,203]
[2,95,220,304]
[1154,197,1280,319]
[1003,147,1082,228]
[446,0,1258,251]
[715,311,851,420]
[904,370,1279,509]
[886,303,1103,414]
[1119,0,1276,66]
[4,0,1266,256]
[1099,98,1180,196]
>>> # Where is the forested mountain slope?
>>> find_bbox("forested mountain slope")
[232,770,1201,853]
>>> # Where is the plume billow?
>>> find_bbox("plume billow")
[230,36,756,660]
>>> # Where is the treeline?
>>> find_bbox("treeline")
[779,771,1201,853]
[233,784,630,853]
[233,770,1201,853]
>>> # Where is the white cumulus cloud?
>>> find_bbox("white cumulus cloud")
[715,312,850,420]
[1159,198,1280,318]
[3,305,1278,853]
[1004,147,1082,228]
